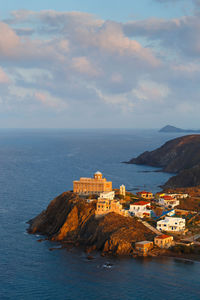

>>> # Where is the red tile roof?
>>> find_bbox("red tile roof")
[137,191,152,195]
[132,201,150,206]
[155,234,172,239]
[162,195,174,200]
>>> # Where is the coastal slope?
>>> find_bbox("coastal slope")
[127,135,200,188]
[28,191,154,256]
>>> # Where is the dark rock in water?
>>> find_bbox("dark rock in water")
[86,255,95,260]
[103,262,113,268]
[159,125,200,133]
[28,191,154,256]
[127,134,200,188]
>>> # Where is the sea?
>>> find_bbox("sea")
[0,128,200,300]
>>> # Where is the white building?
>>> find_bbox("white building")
[120,185,126,197]
[168,193,188,199]
[157,217,185,232]
[158,195,179,209]
[129,201,152,218]
[99,191,115,200]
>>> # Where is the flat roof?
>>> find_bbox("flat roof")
[135,241,153,245]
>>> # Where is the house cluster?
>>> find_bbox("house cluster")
[73,171,128,217]
[135,234,174,256]
[73,172,188,237]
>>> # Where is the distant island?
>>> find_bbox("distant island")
[28,171,200,261]
[159,125,200,133]
[127,134,200,188]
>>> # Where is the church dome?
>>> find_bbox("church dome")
[95,171,102,175]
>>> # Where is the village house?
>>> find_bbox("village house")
[73,171,112,195]
[135,241,153,255]
[157,217,186,233]
[129,201,152,218]
[95,198,128,217]
[158,195,180,209]
[168,193,188,199]
[154,234,174,248]
[136,191,154,200]
[155,192,166,199]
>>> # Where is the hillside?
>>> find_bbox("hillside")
[127,135,200,188]
[28,191,154,256]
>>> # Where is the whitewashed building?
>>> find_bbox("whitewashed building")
[99,191,115,200]
[157,217,185,232]
[129,201,152,218]
[168,193,188,199]
[158,195,179,209]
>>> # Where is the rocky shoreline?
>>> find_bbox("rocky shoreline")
[28,191,154,257]
[126,134,200,188]
[28,191,200,260]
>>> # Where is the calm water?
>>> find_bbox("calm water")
[0,129,199,300]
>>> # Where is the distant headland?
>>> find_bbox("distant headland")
[126,134,200,188]
[159,125,200,133]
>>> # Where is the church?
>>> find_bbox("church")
[73,171,112,195]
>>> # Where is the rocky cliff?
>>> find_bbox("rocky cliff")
[28,191,154,256]
[127,135,200,188]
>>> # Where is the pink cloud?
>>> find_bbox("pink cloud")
[0,22,20,57]
[0,67,11,84]
[35,91,67,109]
[71,56,101,77]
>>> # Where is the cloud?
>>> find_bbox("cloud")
[0,22,20,57]
[123,15,200,57]
[71,56,101,77]
[133,80,170,101]
[0,67,11,84]
[35,91,67,110]
[0,9,200,127]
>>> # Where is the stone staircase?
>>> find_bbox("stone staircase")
[140,220,162,235]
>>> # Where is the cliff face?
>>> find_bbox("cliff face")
[127,135,200,188]
[28,192,154,256]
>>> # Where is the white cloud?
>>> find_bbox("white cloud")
[0,9,200,127]
[35,91,68,110]
[133,80,170,101]
[0,67,11,84]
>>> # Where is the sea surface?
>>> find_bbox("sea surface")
[0,129,200,300]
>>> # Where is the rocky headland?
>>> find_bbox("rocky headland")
[127,135,200,188]
[28,191,154,256]
[159,125,200,133]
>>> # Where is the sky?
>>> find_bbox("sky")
[0,0,200,128]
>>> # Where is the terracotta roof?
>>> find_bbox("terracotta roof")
[162,195,174,200]
[155,234,172,239]
[137,191,152,194]
[132,201,150,206]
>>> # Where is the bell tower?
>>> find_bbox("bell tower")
[94,171,103,180]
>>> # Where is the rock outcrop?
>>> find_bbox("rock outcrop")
[28,192,154,256]
[127,135,200,188]
[159,125,200,133]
